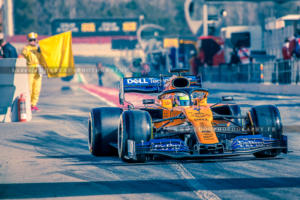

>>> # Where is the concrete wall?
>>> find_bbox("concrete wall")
[12,43,144,58]
[0,58,32,122]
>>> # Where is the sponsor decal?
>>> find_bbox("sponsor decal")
[98,22,120,32]
[194,107,200,111]
[126,78,148,84]
[231,135,276,151]
[81,23,96,32]
[52,19,138,36]
[122,22,137,32]
[56,22,79,33]
[125,78,162,85]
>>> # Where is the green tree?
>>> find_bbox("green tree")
[14,0,37,34]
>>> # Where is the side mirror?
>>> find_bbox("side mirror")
[222,96,234,101]
[143,99,155,105]
[119,95,124,105]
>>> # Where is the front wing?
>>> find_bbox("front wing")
[122,135,288,160]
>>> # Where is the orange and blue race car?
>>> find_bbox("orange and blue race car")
[88,69,288,162]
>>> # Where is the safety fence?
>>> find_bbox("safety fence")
[201,59,300,84]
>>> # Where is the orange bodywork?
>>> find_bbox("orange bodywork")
[153,77,219,144]
[184,106,219,144]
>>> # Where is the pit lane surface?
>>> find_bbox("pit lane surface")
[1,72,300,199]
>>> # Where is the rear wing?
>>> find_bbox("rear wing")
[119,75,202,105]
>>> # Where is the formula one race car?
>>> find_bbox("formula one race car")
[88,70,288,162]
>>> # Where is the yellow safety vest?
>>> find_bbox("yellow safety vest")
[22,45,42,67]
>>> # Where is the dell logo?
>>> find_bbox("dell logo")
[127,78,148,84]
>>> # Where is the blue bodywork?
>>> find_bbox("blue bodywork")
[231,135,278,151]
[135,135,282,154]
[136,139,190,152]
[122,76,202,93]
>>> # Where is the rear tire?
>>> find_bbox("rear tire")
[88,107,122,156]
[248,105,283,158]
[118,110,152,162]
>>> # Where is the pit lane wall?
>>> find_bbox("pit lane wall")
[203,82,300,96]
[0,58,32,122]
[111,59,300,96]
[201,61,300,96]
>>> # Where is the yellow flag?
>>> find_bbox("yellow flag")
[39,31,75,78]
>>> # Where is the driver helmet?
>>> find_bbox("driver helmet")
[175,93,190,106]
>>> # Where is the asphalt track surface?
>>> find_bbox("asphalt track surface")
[1,70,300,199]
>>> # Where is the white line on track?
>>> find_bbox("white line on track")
[78,72,88,84]
[172,163,221,200]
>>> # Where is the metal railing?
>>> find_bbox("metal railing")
[200,59,300,84]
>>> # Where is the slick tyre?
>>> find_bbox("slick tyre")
[88,107,123,156]
[248,105,283,158]
[118,110,152,163]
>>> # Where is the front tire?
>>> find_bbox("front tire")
[248,105,283,158]
[88,107,122,156]
[118,110,152,162]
